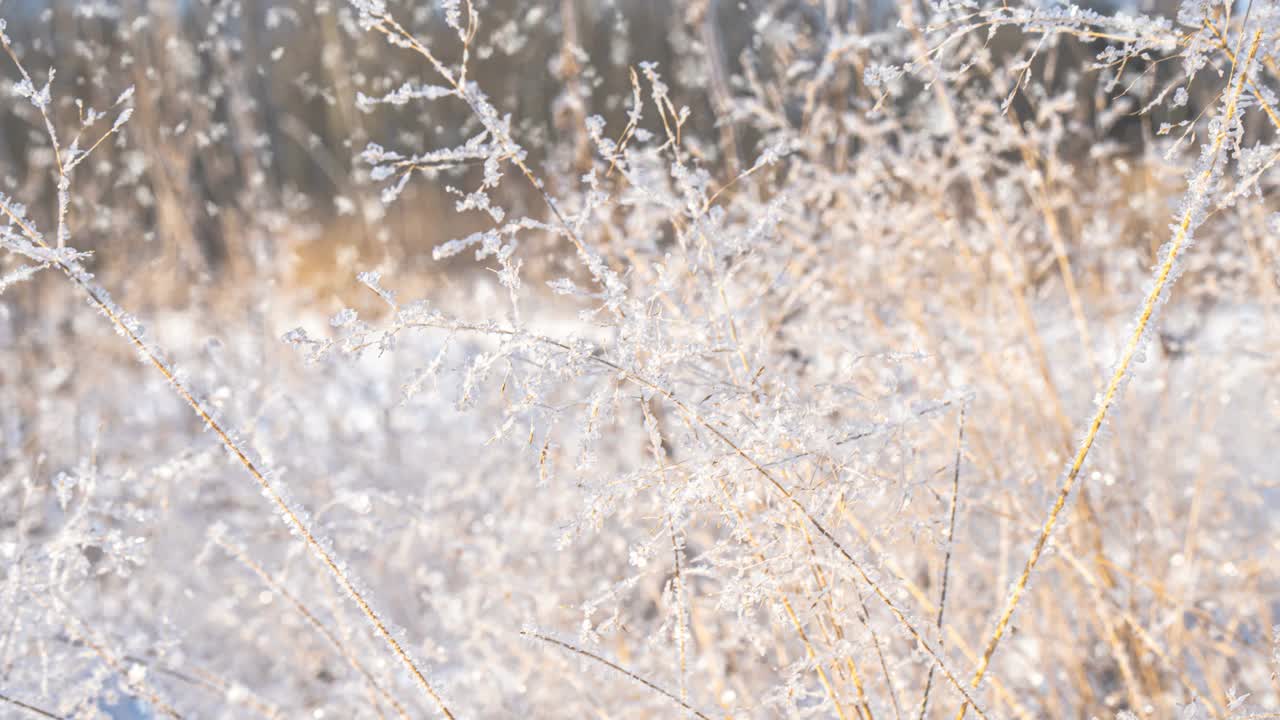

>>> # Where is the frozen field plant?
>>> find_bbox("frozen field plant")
[1,0,1279,718]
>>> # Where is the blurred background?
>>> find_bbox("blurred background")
[0,0,1243,301]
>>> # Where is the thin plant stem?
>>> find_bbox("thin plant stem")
[0,692,64,720]
[212,534,411,720]
[521,629,714,720]
[918,407,965,720]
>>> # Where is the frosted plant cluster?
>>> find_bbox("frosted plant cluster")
[1,1,1279,718]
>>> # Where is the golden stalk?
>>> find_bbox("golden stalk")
[953,29,1264,720]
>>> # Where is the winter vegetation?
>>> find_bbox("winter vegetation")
[1,0,1279,718]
